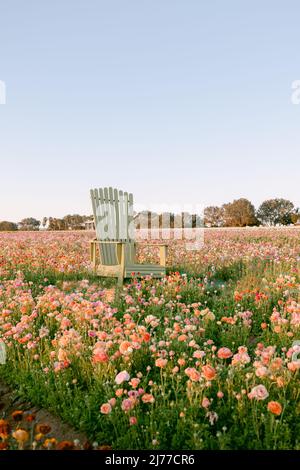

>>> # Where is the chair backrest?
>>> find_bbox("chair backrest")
[90,187,135,265]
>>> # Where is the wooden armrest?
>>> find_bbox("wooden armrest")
[90,239,126,244]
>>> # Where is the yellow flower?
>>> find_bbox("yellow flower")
[12,429,29,443]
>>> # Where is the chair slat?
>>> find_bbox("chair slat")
[119,190,126,240]
[114,188,120,240]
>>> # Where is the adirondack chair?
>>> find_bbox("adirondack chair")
[90,187,168,284]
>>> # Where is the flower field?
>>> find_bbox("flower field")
[1,228,300,449]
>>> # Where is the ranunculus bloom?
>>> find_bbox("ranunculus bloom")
[121,398,136,412]
[202,365,216,380]
[267,401,282,416]
[129,416,137,425]
[141,393,155,404]
[248,384,269,401]
[217,347,233,359]
[201,397,211,408]
[100,403,112,414]
[185,367,201,382]
[129,378,140,389]
[92,350,109,364]
[115,370,130,385]
[155,358,168,368]
[119,341,133,355]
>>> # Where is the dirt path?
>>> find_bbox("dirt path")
[0,379,87,446]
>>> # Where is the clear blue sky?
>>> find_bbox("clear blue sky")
[1,0,300,221]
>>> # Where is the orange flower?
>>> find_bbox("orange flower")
[43,438,58,449]
[202,365,216,380]
[25,413,36,422]
[217,347,233,359]
[141,393,155,404]
[142,333,151,342]
[36,424,51,435]
[267,401,282,416]
[0,419,10,439]
[119,341,133,356]
[56,440,74,450]
[11,410,23,421]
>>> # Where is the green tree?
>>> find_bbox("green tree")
[257,199,295,226]
[18,217,40,231]
[291,208,300,224]
[0,221,18,231]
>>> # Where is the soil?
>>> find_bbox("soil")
[0,379,87,445]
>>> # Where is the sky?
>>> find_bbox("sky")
[0,0,300,221]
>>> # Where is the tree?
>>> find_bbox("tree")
[18,217,40,231]
[48,218,67,231]
[204,206,225,227]
[223,199,257,227]
[0,221,18,231]
[256,198,295,226]
[63,214,87,230]
[290,208,300,224]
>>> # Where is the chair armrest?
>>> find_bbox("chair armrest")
[90,239,127,244]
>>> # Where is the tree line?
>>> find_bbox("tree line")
[0,198,299,231]
[0,214,92,231]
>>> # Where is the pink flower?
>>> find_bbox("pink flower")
[115,370,130,385]
[255,366,268,378]
[217,347,233,359]
[184,367,201,382]
[129,378,140,389]
[129,416,137,426]
[201,397,211,408]
[121,398,136,412]
[155,358,168,368]
[248,384,269,401]
[100,403,112,414]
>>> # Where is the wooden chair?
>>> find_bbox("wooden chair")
[90,187,168,284]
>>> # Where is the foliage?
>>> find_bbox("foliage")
[256,199,295,226]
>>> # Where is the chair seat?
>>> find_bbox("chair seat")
[125,264,166,278]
